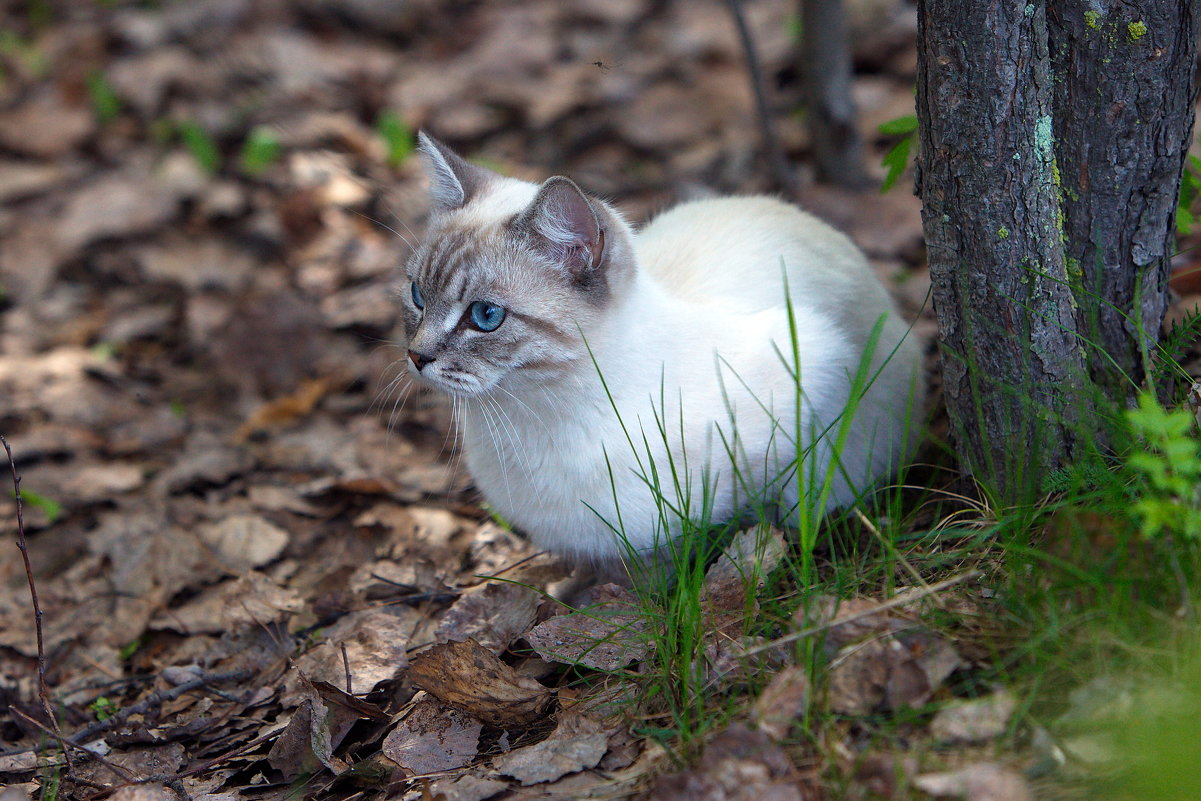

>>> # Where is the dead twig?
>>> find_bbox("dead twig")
[11,707,137,785]
[1,434,73,771]
[340,642,352,695]
[743,569,984,657]
[724,0,800,198]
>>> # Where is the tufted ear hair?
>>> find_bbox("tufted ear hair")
[416,131,493,213]
[514,176,606,280]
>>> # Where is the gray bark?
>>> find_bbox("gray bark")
[916,1,1088,499]
[1049,3,1200,391]
[799,0,868,188]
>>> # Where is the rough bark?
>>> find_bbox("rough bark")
[916,2,1089,498]
[1049,2,1200,389]
[916,0,1199,501]
[799,0,868,188]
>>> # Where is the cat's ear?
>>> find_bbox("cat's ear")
[515,177,605,278]
[417,131,491,213]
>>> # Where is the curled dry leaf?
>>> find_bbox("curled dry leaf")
[268,675,386,779]
[383,698,483,775]
[492,711,609,785]
[408,639,556,729]
[524,583,648,670]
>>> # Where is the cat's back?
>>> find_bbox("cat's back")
[634,195,884,318]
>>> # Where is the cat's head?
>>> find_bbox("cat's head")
[399,133,635,397]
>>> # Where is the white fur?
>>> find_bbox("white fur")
[456,194,925,563]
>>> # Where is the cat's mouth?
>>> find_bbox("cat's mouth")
[410,365,491,398]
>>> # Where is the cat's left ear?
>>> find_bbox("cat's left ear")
[417,131,492,213]
[515,177,605,278]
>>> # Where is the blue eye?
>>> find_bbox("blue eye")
[411,281,425,310]
[468,301,506,332]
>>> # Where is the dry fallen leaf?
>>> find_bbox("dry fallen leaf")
[437,580,542,654]
[492,711,609,785]
[235,377,333,442]
[383,698,483,775]
[647,722,806,801]
[150,571,304,634]
[287,607,419,703]
[268,675,385,779]
[524,583,649,670]
[198,514,290,574]
[930,691,1017,744]
[408,639,556,729]
[752,665,810,739]
[914,762,1033,801]
[427,771,510,801]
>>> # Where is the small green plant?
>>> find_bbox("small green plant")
[89,696,117,721]
[1176,134,1201,235]
[177,120,221,174]
[20,489,61,525]
[86,70,121,124]
[119,637,142,661]
[376,111,415,168]
[878,114,918,193]
[239,126,282,176]
[39,764,61,801]
[1124,392,1201,541]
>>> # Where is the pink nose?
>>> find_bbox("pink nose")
[408,350,435,371]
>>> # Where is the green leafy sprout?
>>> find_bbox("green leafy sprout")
[1124,392,1201,541]
[177,120,221,174]
[239,126,282,176]
[878,114,918,194]
[376,111,415,168]
[86,70,121,124]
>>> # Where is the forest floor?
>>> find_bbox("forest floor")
[2,1,1200,800]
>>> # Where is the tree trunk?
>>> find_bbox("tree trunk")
[799,0,868,188]
[915,0,1198,501]
[1049,3,1199,391]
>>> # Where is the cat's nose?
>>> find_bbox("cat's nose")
[408,350,436,371]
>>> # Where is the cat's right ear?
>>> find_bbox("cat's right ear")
[417,132,491,213]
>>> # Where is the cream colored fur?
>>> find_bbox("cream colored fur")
[453,194,923,562]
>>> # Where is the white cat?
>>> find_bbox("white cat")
[400,133,923,566]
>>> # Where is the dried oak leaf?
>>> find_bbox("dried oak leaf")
[492,711,609,786]
[524,583,648,670]
[382,698,483,775]
[407,639,555,729]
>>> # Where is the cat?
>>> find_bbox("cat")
[399,132,924,568]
